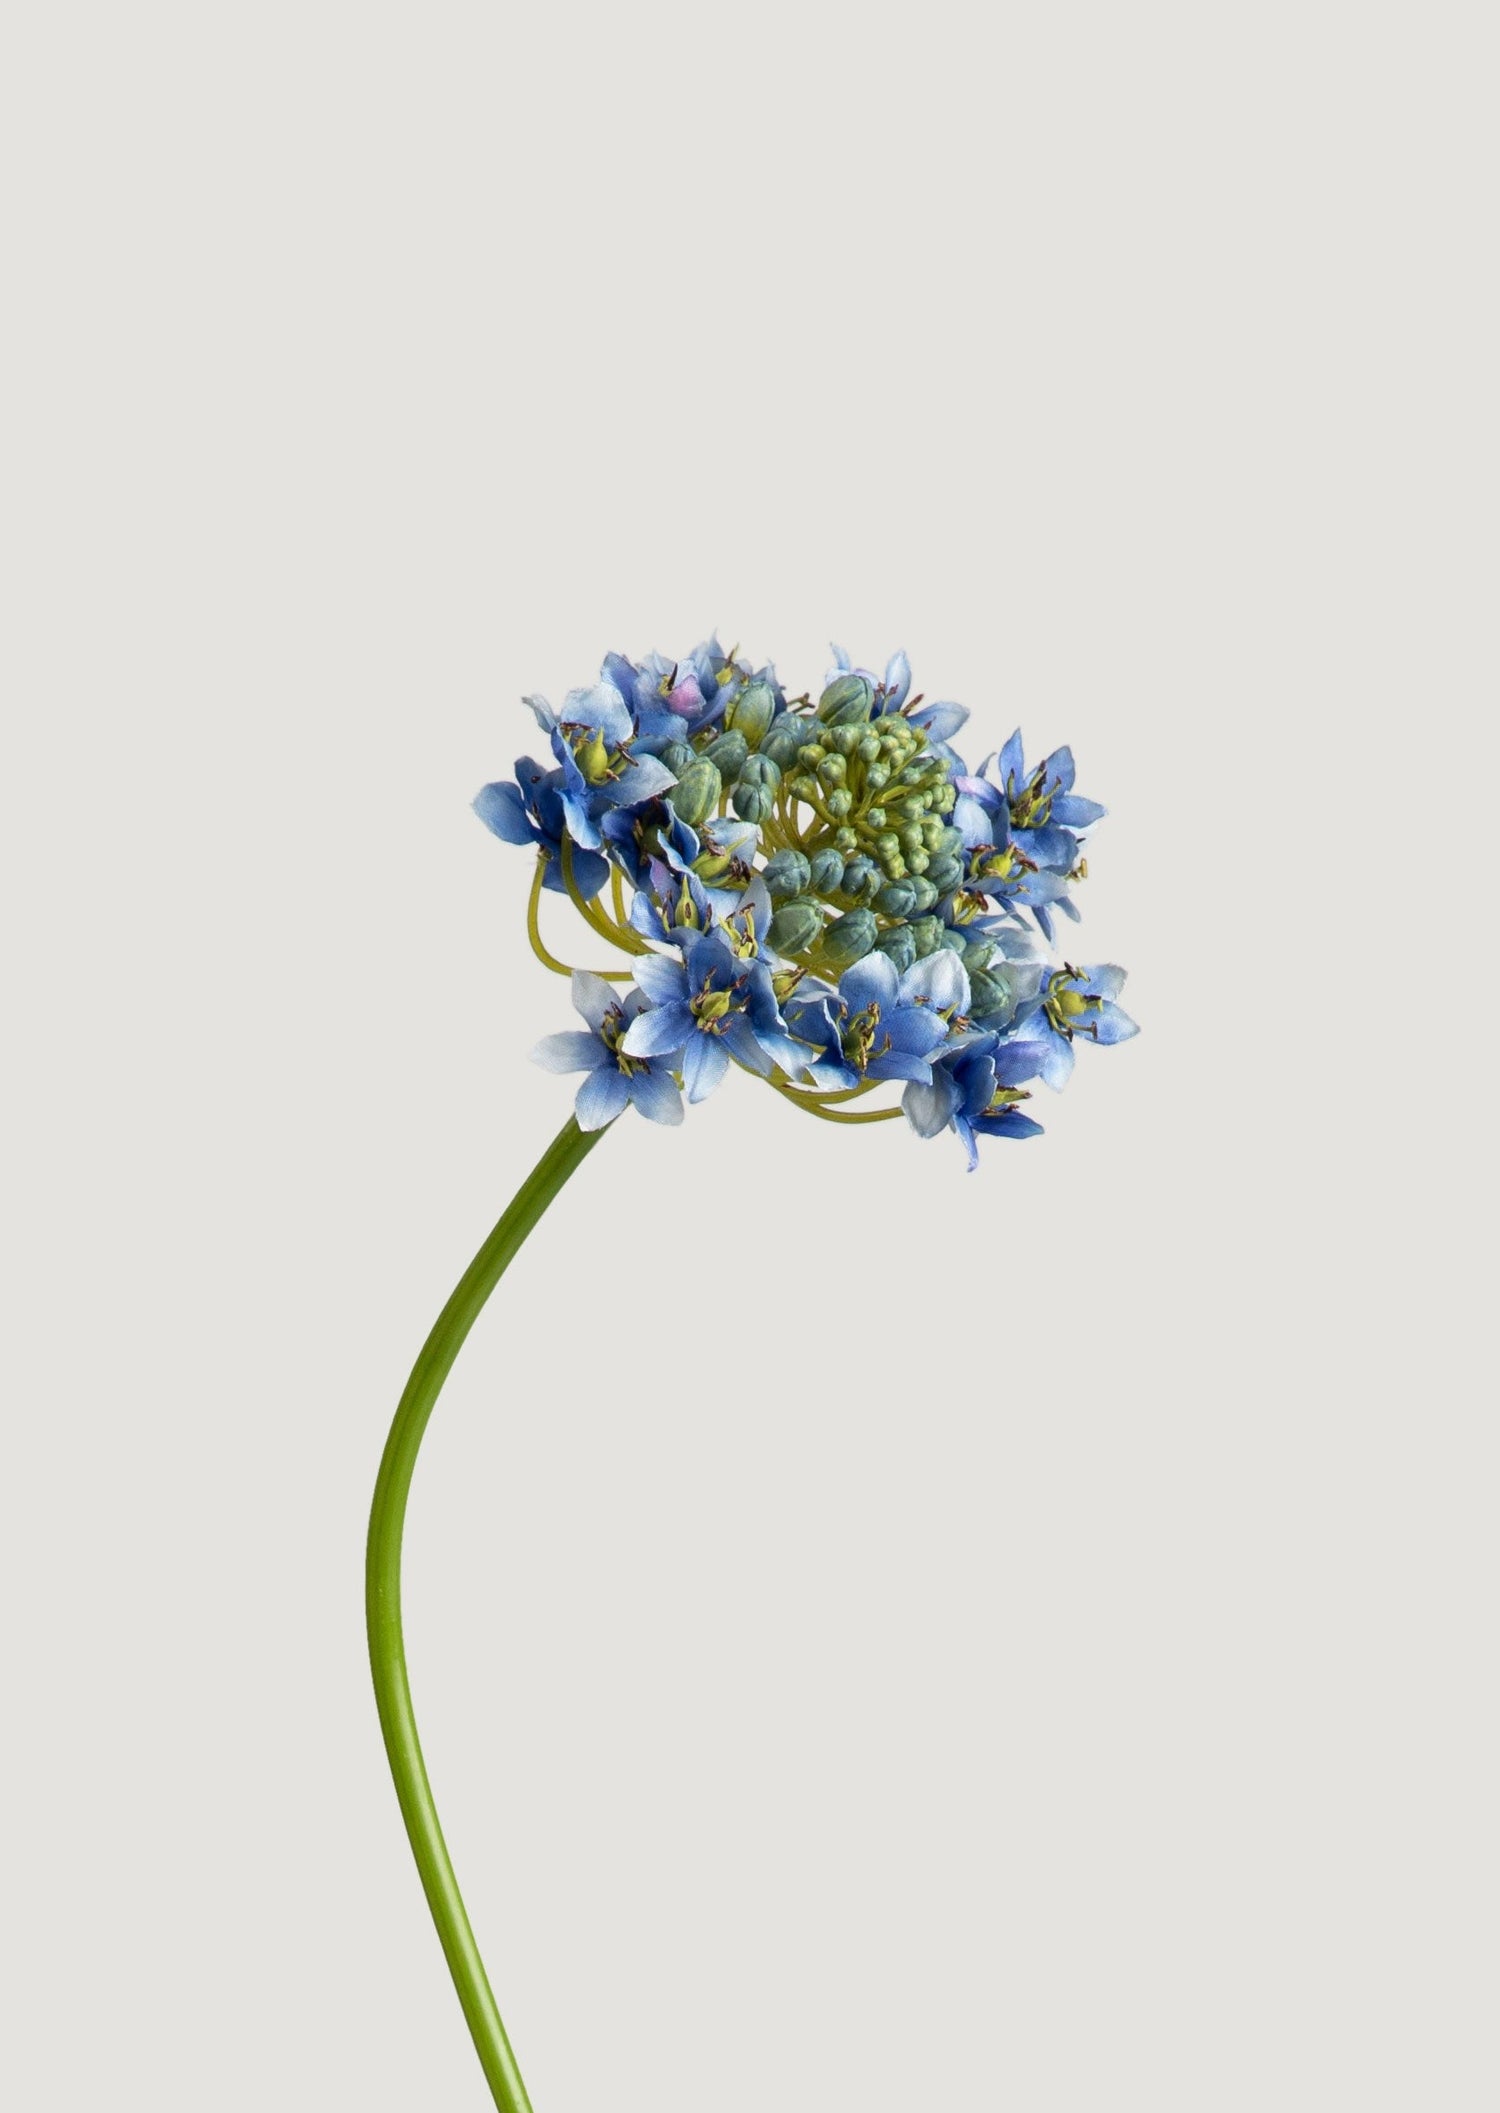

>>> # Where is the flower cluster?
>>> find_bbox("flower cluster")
[477,637,1135,1166]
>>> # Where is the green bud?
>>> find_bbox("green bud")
[962,939,995,973]
[899,822,925,855]
[934,825,964,859]
[866,806,888,831]
[763,848,811,899]
[906,849,929,875]
[842,855,878,899]
[704,728,748,779]
[833,825,859,855]
[875,880,917,918]
[725,680,776,748]
[820,907,878,968]
[968,968,1014,1018]
[937,927,967,955]
[732,779,775,824]
[826,724,862,757]
[924,853,963,892]
[766,899,824,957]
[874,924,918,973]
[825,788,853,818]
[857,734,882,764]
[910,915,942,958]
[816,752,847,788]
[921,818,946,853]
[906,876,940,913]
[660,740,695,777]
[865,764,891,793]
[667,757,721,829]
[816,673,875,725]
[760,715,813,770]
[796,743,826,770]
[808,848,845,894]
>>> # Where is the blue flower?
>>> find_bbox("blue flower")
[531,971,685,1130]
[621,929,810,1102]
[524,683,678,850]
[784,948,967,1089]
[902,1031,1052,1169]
[1015,962,1138,1088]
[473,756,610,900]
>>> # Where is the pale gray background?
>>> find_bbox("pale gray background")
[3,5,1495,2108]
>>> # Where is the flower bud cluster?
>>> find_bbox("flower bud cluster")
[479,637,1135,1165]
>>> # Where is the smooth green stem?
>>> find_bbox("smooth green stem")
[366,1116,604,2110]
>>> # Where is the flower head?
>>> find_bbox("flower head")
[481,639,1134,1165]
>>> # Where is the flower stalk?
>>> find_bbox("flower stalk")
[366,1116,604,2112]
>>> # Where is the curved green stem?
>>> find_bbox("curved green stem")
[367,1116,605,2110]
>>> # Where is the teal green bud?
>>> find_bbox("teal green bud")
[933,825,964,859]
[825,787,853,819]
[796,743,826,770]
[704,728,748,779]
[924,853,963,892]
[763,848,811,900]
[874,924,918,973]
[937,926,967,955]
[816,673,876,725]
[962,939,995,973]
[833,825,859,855]
[865,764,891,793]
[735,755,779,823]
[969,968,1011,1017]
[820,907,878,968]
[667,757,722,829]
[660,740,695,777]
[842,855,878,899]
[825,724,862,757]
[910,915,942,958]
[856,733,882,764]
[808,848,845,894]
[816,752,847,788]
[875,879,917,918]
[725,680,776,748]
[906,876,940,913]
[766,899,823,956]
[899,822,925,854]
[866,806,888,831]
[760,715,813,770]
[906,849,929,875]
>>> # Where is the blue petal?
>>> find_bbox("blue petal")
[839,952,898,1013]
[575,1066,631,1130]
[1039,745,1076,793]
[882,649,911,708]
[998,729,1026,791]
[869,1049,936,1084]
[531,1031,603,1075]
[681,1032,730,1102]
[910,700,969,742]
[567,846,610,900]
[628,1067,685,1126]
[901,950,968,1014]
[560,681,633,745]
[1052,793,1106,829]
[991,1038,1051,1086]
[722,1013,774,1075]
[903,1072,959,1138]
[570,970,618,1032]
[603,754,677,806]
[1092,1003,1139,1045]
[472,781,537,845]
[621,1000,694,1057]
[1037,1033,1075,1090]
[1082,963,1128,1000]
[631,952,689,1007]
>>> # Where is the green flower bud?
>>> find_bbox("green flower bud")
[962,939,995,973]
[937,926,967,955]
[660,740,695,777]
[732,779,774,824]
[899,822,925,855]
[766,899,824,957]
[833,825,859,855]
[841,855,878,899]
[924,853,963,892]
[933,825,964,859]
[906,876,940,914]
[866,806,888,831]
[864,764,891,793]
[725,680,776,748]
[968,968,1012,1017]
[816,673,875,725]
[667,757,722,829]
[921,817,946,852]
[857,733,882,764]
[875,879,917,918]
[825,724,862,757]
[825,788,853,818]
[910,915,942,958]
[874,924,918,973]
[760,715,813,770]
[763,848,811,899]
[808,848,845,894]
[704,728,748,779]
[796,743,827,770]
[820,907,878,968]
[906,849,930,875]
[816,752,847,788]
